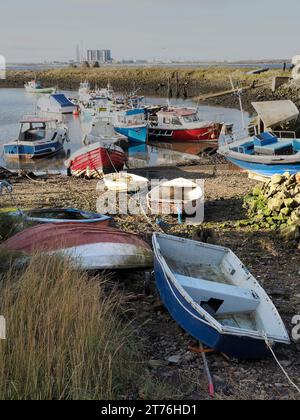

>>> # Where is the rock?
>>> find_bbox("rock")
[270,174,284,185]
[166,355,181,364]
[148,359,165,369]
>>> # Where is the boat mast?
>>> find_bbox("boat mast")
[229,76,246,133]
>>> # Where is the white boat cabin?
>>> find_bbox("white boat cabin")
[150,107,202,129]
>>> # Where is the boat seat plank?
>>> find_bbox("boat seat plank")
[174,273,260,315]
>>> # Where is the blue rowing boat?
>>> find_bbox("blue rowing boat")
[152,233,290,359]
[218,131,300,177]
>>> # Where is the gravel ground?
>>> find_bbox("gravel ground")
[1,164,299,400]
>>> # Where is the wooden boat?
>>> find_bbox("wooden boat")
[148,107,223,143]
[24,80,56,94]
[11,208,111,225]
[65,142,127,178]
[147,178,203,215]
[152,233,290,359]
[3,116,69,159]
[218,131,300,177]
[103,172,149,193]
[3,224,153,270]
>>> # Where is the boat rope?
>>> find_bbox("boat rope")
[263,333,300,394]
[104,147,118,174]
[135,187,164,232]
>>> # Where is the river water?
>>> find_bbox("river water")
[0,88,250,173]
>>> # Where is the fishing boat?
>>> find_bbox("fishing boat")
[3,224,153,270]
[65,142,127,178]
[24,80,56,94]
[11,208,111,225]
[152,233,290,359]
[37,94,78,114]
[3,116,69,159]
[103,172,149,193]
[113,109,148,143]
[218,131,300,177]
[147,178,203,215]
[148,107,223,142]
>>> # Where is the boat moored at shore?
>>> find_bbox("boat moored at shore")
[65,142,128,178]
[148,107,223,143]
[24,80,56,94]
[153,233,290,359]
[3,116,69,159]
[218,131,300,177]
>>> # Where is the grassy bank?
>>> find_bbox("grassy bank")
[0,66,287,99]
[0,232,140,399]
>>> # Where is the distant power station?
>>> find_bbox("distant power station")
[86,49,112,64]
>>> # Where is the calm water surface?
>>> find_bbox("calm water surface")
[0,89,250,173]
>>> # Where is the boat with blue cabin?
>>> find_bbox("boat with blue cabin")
[113,109,148,143]
[3,116,69,159]
[218,131,300,177]
[37,94,78,114]
[152,233,290,359]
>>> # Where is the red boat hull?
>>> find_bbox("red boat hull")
[68,145,127,177]
[149,124,222,143]
[3,223,153,270]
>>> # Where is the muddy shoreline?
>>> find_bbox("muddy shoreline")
[1,67,297,112]
[1,164,299,400]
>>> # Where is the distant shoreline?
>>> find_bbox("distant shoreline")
[5,61,287,72]
[0,66,294,111]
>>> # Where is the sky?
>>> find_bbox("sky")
[1,0,300,63]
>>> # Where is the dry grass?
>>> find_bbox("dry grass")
[0,253,139,400]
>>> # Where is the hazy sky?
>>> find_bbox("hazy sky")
[1,0,300,62]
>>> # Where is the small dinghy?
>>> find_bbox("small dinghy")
[3,224,153,270]
[147,178,203,215]
[11,208,111,225]
[153,233,290,359]
[103,172,149,193]
[65,142,127,178]
[218,131,300,177]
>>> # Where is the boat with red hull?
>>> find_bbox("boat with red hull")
[3,223,153,270]
[65,142,127,178]
[148,107,223,143]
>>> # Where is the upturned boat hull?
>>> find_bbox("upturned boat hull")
[3,224,153,270]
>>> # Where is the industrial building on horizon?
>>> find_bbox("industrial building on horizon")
[86,49,112,63]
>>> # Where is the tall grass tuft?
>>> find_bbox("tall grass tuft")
[0,254,138,400]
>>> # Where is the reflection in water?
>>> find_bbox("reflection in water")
[0,89,250,173]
